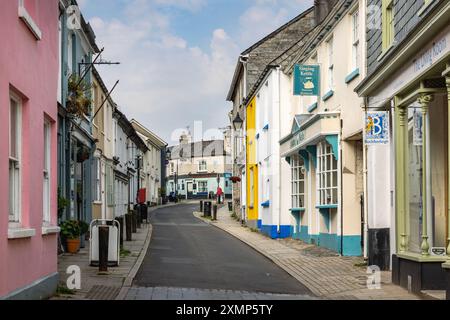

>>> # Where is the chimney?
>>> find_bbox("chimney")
[314,0,338,26]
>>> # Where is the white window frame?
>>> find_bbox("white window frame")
[18,0,42,40]
[317,141,338,206]
[9,94,22,225]
[94,157,102,202]
[351,8,360,70]
[198,159,207,172]
[327,36,334,90]
[198,181,208,193]
[43,120,51,223]
[291,155,305,209]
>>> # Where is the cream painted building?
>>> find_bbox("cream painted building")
[92,68,116,220]
[166,133,232,199]
[277,0,366,256]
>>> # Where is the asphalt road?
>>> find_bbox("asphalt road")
[133,203,313,296]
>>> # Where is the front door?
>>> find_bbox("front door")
[187,182,193,199]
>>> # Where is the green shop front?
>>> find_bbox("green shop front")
[358,16,450,296]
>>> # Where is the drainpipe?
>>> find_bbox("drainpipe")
[340,120,344,256]
[277,67,282,234]
[363,108,369,260]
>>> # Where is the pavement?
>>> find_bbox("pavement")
[52,204,175,300]
[128,203,314,300]
[194,205,422,300]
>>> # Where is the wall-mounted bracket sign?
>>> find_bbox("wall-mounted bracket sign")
[293,64,320,96]
[365,111,390,145]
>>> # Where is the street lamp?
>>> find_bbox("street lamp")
[232,112,243,131]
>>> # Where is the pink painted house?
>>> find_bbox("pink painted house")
[0,0,60,299]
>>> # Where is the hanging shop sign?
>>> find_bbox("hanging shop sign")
[293,64,320,96]
[365,111,390,145]
[413,110,423,146]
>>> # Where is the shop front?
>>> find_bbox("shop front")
[357,10,450,295]
[281,111,361,255]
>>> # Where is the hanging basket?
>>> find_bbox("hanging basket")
[66,74,92,119]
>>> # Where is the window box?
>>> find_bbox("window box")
[316,204,338,210]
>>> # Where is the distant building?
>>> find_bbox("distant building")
[131,119,168,205]
[166,132,232,200]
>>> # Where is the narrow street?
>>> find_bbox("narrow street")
[128,203,313,300]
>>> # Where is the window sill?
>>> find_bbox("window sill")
[316,204,338,209]
[261,200,270,208]
[8,228,36,240]
[18,5,42,40]
[322,90,334,102]
[307,102,318,113]
[345,68,360,84]
[93,201,103,205]
[42,226,61,236]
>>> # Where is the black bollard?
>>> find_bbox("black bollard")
[125,213,132,241]
[98,225,109,272]
[200,200,203,213]
[131,210,137,233]
[213,205,217,221]
[115,217,124,247]
[135,208,141,230]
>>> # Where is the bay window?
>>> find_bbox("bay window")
[317,141,338,206]
[291,155,305,209]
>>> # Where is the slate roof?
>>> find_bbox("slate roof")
[168,140,228,160]
[226,7,315,102]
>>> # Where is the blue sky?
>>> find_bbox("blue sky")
[79,0,314,144]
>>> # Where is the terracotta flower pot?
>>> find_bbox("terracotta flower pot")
[66,238,80,254]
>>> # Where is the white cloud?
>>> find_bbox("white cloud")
[87,0,312,144]
[90,1,239,145]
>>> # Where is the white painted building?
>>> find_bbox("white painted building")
[277,0,366,255]
[131,119,167,205]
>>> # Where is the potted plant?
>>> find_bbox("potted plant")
[60,220,81,254]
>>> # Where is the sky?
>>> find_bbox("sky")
[79,0,314,145]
